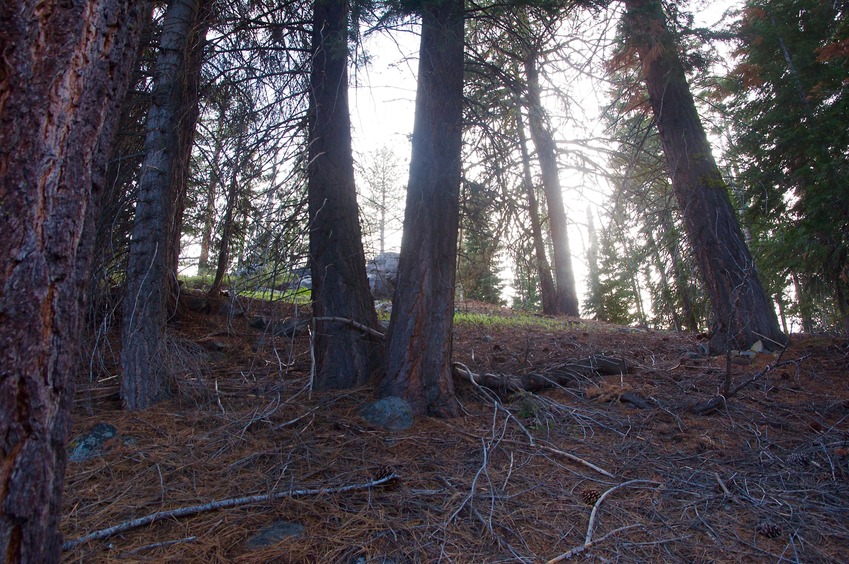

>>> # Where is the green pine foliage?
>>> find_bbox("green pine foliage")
[457,181,505,305]
[727,0,849,330]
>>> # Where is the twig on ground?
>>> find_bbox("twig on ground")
[62,473,400,551]
[124,536,198,554]
[547,524,640,562]
[534,443,615,479]
[547,479,661,562]
[714,471,739,504]
[583,479,661,546]
[444,421,614,479]
[449,437,490,523]
[454,362,536,446]
[692,354,809,415]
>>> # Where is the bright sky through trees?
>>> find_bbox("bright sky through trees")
[349,1,738,307]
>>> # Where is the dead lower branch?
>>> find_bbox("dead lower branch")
[313,316,386,340]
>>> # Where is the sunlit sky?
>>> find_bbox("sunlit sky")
[347,1,740,307]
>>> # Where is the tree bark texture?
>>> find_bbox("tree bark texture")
[308,0,382,389]
[624,0,785,351]
[517,107,558,315]
[0,1,147,560]
[523,54,580,317]
[122,0,211,410]
[379,0,465,417]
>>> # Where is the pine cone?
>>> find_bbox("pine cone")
[373,465,395,481]
[756,521,782,539]
[581,488,601,505]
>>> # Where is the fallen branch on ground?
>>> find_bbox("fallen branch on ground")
[62,472,400,551]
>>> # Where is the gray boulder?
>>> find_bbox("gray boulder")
[360,396,414,431]
[367,252,400,300]
[246,520,304,549]
[68,422,118,462]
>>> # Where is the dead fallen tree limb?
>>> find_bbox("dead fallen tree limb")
[451,355,629,394]
[62,472,399,551]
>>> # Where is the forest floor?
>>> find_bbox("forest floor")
[62,293,849,563]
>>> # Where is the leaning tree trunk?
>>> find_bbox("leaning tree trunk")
[524,54,580,317]
[623,0,785,351]
[208,156,241,296]
[122,0,211,410]
[517,106,558,315]
[0,2,148,560]
[308,0,383,389]
[378,0,465,417]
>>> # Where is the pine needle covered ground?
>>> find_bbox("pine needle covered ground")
[63,294,849,562]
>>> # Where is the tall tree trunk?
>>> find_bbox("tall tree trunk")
[0,2,147,559]
[523,54,580,316]
[517,106,557,315]
[791,272,813,333]
[198,109,227,275]
[623,0,785,351]
[308,0,382,389]
[378,0,464,417]
[122,0,211,410]
[168,1,210,275]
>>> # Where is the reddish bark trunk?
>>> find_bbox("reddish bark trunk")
[0,2,147,559]
[379,0,465,417]
[308,0,383,389]
[624,0,785,351]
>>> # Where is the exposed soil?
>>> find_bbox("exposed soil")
[63,295,849,562]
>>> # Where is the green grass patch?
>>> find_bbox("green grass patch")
[453,311,584,331]
[238,286,311,304]
[179,273,216,290]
